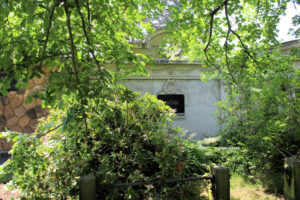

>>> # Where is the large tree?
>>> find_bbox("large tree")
[0,0,298,109]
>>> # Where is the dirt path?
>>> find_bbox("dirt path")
[0,184,20,200]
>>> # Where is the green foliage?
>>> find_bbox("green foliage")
[0,0,163,100]
[1,0,300,197]
[0,1,213,198]
[0,85,208,199]
[218,51,300,187]
[160,0,300,193]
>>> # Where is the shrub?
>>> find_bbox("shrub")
[0,85,208,199]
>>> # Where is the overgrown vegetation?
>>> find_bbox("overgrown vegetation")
[163,0,300,193]
[1,85,209,199]
[0,0,300,198]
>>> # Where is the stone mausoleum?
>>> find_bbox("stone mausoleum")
[125,31,300,140]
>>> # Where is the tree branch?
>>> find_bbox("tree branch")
[224,1,257,63]
[203,0,228,68]
[224,28,238,86]
[203,3,223,53]
[39,0,63,68]
[64,0,89,134]
[36,123,63,138]
[75,0,103,72]
[86,0,91,33]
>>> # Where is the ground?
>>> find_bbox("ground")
[229,174,284,200]
[0,184,20,200]
[0,174,284,199]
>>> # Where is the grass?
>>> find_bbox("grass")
[200,173,284,200]
[229,174,283,200]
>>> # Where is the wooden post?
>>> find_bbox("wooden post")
[79,174,96,200]
[211,165,230,200]
[284,158,300,200]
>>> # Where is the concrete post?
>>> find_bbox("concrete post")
[284,158,300,200]
[79,174,96,200]
[211,165,230,200]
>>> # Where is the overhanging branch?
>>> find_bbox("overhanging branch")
[39,0,63,68]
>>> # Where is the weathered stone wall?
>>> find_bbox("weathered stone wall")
[0,77,48,151]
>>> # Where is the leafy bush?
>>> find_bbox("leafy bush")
[0,85,208,199]
[215,51,300,193]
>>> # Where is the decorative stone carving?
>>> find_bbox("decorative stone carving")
[164,80,178,93]
[158,80,183,95]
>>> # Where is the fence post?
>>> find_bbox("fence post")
[284,157,300,200]
[210,165,230,200]
[79,174,96,200]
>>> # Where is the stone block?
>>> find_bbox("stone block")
[4,105,14,119]
[10,95,23,108]
[19,115,30,127]
[14,105,26,118]
[7,91,17,99]
[6,116,19,127]
[0,96,10,106]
